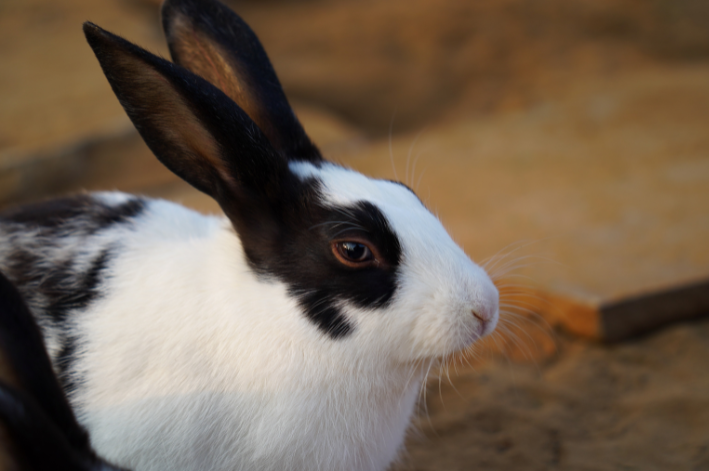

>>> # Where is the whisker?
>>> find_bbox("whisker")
[415,165,429,193]
[480,239,539,271]
[388,108,399,181]
[489,254,556,279]
[405,130,425,187]
[496,323,538,362]
[498,316,546,354]
[500,310,558,343]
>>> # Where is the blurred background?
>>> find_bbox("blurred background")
[1,0,709,469]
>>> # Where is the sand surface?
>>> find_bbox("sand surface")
[393,317,709,470]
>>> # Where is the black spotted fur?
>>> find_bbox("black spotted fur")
[0,195,144,394]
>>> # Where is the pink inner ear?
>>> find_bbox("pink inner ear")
[168,15,273,146]
[187,22,229,96]
[170,16,250,111]
[192,30,227,91]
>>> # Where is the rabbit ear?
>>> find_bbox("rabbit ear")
[0,272,91,455]
[83,22,294,211]
[161,0,321,163]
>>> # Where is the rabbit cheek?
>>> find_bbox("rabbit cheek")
[394,289,471,359]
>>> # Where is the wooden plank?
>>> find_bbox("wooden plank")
[600,278,709,342]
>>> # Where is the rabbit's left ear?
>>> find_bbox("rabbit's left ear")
[161,0,322,163]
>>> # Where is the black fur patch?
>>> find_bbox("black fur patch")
[52,249,111,396]
[1,196,142,394]
[55,336,79,396]
[227,175,403,339]
[3,248,112,395]
[1,195,145,235]
[45,249,111,323]
[0,196,136,322]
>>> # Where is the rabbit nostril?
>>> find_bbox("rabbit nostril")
[472,310,486,323]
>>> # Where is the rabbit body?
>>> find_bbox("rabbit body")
[0,0,499,470]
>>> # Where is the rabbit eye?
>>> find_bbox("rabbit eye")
[332,241,375,267]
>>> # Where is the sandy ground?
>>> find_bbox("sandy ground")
[391,317,709,471]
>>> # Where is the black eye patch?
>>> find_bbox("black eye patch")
[290,201,402,338]
[239,186,403,339]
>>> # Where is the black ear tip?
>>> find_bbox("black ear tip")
[82,22,112,51]
[82,21,101,38]
[161,0,191,16]
[160,0,182,34]
[162,0,226,23]
[160,0,173,15]
[82,22,137,63]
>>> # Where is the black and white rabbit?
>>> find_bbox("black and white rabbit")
[0,0,499,470]
[0,270,125,471]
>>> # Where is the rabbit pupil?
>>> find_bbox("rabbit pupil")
[339,242,371,262]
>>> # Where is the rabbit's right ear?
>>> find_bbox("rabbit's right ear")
[161,0,321,163]
[83,22,291,209]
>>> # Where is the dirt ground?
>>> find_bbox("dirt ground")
[1,0,709,469]
[391,318,709,471]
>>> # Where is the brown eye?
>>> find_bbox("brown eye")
[332,241,375,267]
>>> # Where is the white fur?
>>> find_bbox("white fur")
[48,163,498,471]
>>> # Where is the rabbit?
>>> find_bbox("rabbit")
[0,269,126,471]
[0,0,499,470]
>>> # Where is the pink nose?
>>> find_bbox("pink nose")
[470,276,500,337]
[472,305,495,323]
[472,302,498,337]
[472,310,487,323]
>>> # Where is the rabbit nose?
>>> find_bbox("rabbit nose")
[472,310,488,323]
[472,309,494,338]
[472,300,497,322]
[471,296,499,337]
